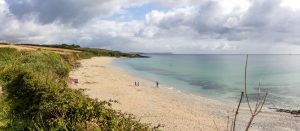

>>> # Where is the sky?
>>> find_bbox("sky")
[1,0,300,54]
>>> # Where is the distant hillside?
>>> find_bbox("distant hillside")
[0,42,144,58]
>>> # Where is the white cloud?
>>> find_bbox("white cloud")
[4,0,149,26]
[280,0,300,10]
[1,0,300,54]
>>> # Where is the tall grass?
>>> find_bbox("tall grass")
[0,48,157,130]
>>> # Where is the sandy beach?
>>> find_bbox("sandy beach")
[70,57,300,131]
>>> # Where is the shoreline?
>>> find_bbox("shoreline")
[113,58,300,112]
[112,57,238,105]
[70,57,300,131]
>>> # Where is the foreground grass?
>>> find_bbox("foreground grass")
[0,47,157,130]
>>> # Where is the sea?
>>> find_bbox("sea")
[113,54,300,109]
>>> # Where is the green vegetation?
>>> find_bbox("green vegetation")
[0,42,9,45]
[19,43,81,49]
[18,43,144,58]
[76,48,142,58]
[0,47,157,130]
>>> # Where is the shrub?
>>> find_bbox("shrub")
[0,48,157,130]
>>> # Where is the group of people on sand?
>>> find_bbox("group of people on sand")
[134,81,159,87]
[134,81,140,86]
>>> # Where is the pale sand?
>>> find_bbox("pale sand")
[70,57,300,131]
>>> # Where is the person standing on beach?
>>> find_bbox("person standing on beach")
[156,81,159,87]
[135,81,140,86]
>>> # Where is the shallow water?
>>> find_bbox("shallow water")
[113,54,300,109]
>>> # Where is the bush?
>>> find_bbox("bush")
[0,48,157,130]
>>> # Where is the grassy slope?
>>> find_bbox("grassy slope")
[16,43,144,58]
[0,45,157,130]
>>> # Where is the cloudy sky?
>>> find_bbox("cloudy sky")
[1,0,300,54]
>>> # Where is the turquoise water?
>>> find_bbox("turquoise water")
[113,55,300,109]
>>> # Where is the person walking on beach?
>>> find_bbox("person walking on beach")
[156,81,159,87]
[135,81,140,86]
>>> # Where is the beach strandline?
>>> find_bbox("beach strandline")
[70,57,300,131]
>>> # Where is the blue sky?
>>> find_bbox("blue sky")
[126,2,161,20]
[104,3,159,21]
[1,0,300,54]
